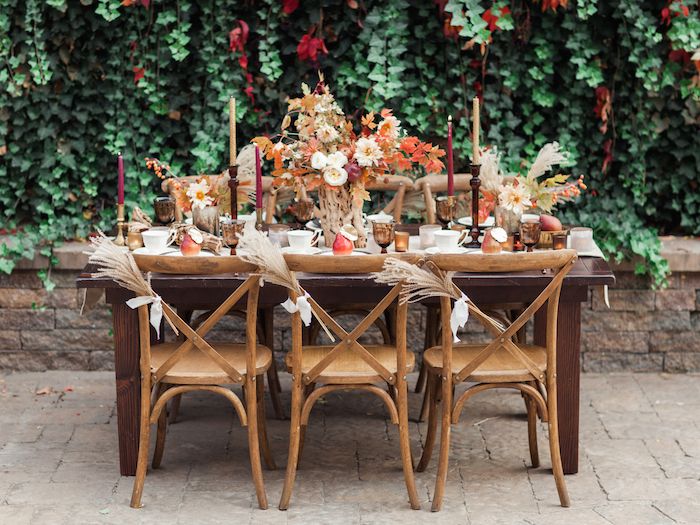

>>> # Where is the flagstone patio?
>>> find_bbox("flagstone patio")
[0,371,698,524]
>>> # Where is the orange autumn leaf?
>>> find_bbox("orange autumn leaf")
[361,111,377,129]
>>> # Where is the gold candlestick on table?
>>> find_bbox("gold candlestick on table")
[114,203,126,246]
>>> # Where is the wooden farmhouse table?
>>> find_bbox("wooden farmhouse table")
[76,236,614,478]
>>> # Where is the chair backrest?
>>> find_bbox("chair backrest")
[414,173,471,224]
[283,254,417,386]
[365,175,415,223]
[427,250,577,383]
[132,255,261,384]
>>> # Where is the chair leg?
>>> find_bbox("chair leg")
[279,374,304,510]
[431,375,452,512]
[418,372,432,422]
[415,363,427,394]
[267,364,285,420]
[168,393,182,424]
[256,375,277,471]
[245,376,268,510]
[130,378,152,509]
[152,384,168,469]
[297,424,307,467]
[547,380,571,507]
[525,395,540,468]
[417,372,439,472]
[397,371,421,510]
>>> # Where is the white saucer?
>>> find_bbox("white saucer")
[457,216,495,227]
[305,220,322,231]
[425,246,471,255]
[281,246,322,255]
[132,247,177,256]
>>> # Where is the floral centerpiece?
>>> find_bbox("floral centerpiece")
[253,79,445,247]
[478,142,586,232]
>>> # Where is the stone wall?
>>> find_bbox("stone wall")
[0,256,698,373]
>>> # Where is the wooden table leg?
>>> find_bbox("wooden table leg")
[112,303,141,476]
[535,301,581,475]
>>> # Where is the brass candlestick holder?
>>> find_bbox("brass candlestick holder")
[466,163,481,248]
[114,203,126,246]
[255,207,263,231]
[435,195,457,229]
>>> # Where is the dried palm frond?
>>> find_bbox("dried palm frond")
[86,232,178,334]
[526,142,569,181]
[479,147,504,193]
[237,223,334,341]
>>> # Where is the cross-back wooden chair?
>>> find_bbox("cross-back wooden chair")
[417,250,577,511]
[128,254,275,510]
[161,175,284,419]
[278,253,422,511]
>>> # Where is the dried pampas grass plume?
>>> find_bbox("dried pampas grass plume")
[479,147,504,193]
[237,223,334,341]
[86,232,178,334]
[527,142,569,181]
[373,258,505,331]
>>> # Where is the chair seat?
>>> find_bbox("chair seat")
[285,344,415,383]
[423,343,546,383]
[151,342,272,384]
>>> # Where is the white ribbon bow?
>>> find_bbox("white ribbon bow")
[126,295,164,338]
[281,292,313,327]
[450,293,470,343]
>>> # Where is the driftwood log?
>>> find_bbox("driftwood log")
[318,185,367,248]
[168,223,223,254]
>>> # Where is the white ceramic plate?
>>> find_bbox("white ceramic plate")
[280,246,323,255]
[456,216,495,227]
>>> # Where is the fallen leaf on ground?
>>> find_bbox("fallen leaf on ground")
[35,387,52,395]
[63,386,74,393]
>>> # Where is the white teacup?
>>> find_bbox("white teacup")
[419,224,442,249]
[433,230,468,253]
[287,230,320,251]
[141,229,170,253]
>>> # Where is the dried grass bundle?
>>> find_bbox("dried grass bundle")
[373,258,505,331]
[526,142,569,181]
[237,223,334,341]
[87,233,178,334]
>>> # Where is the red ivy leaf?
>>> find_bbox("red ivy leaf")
[347,0,359,8]
[297,28,329,63]
[282,0,299,14]
[132,66,145,84]
[229,20,249,53]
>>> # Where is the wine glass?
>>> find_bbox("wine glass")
[221,219,246,255]
[153,196,176,225]
[372,221,395,254]
[519,220,541,253]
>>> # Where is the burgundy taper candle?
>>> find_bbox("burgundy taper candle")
[255,145,262,209]
[117,153,124,205]
[447,116,454,196]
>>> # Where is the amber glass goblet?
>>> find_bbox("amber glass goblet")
[519,220,541,253]
[372,221,395,254]
[221,219,246,255]
[153,196,176,225]
[435,195,457,229]
[290,198,315,228]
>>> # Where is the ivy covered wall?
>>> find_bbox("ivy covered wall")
[1,0,698,284]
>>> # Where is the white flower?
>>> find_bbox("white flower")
[377,115,401,139]
[316,124,339,143]
[498,183,532,215]
[187,180,214,210]
[311,151,328,170]
[354,137,383,167]
[323,166,348,187]
[327,151,348,169]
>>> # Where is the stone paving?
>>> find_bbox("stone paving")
[0,371,699,524]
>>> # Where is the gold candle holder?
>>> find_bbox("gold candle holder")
[114,204,126,246]
[394,231,409,253]
[255,207,263,231]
